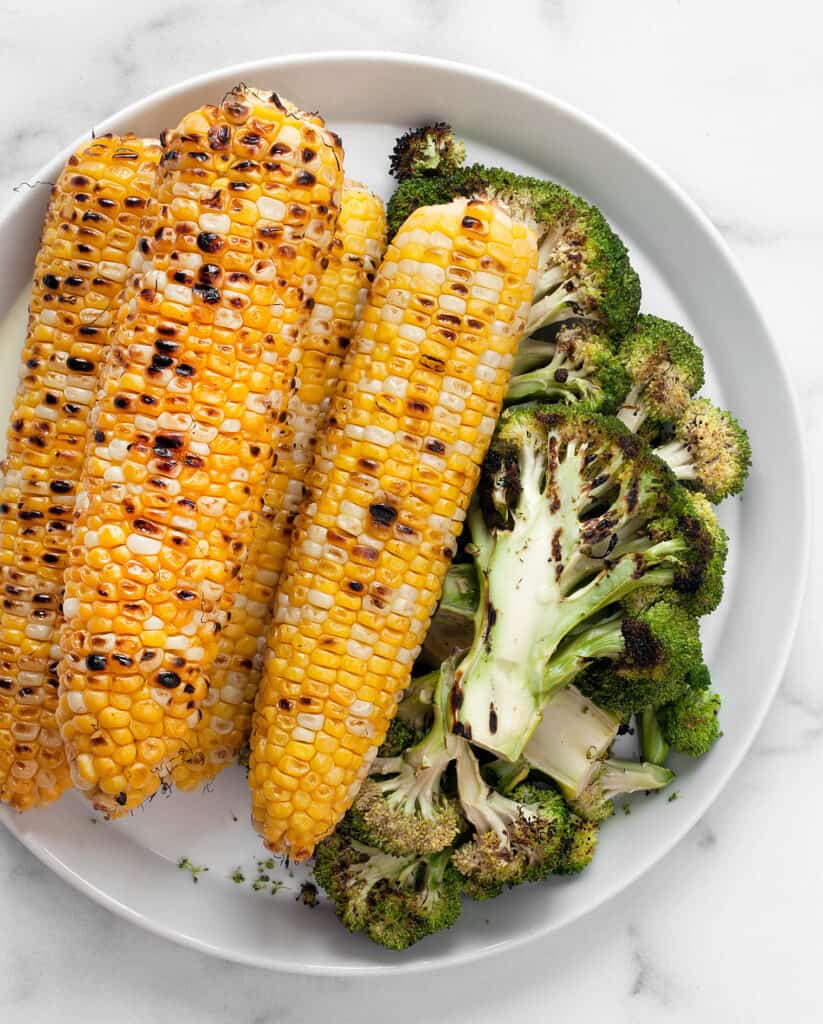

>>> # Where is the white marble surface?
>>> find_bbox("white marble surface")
[0,0,821,1019]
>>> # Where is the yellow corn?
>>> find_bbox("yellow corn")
[249,198,538,857]
[0,135,160,811]
[172,181,386,789]
[58,87,344,815]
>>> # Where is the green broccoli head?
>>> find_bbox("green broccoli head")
[347,775,463,858]
[617,315,705,432]
[313,834,462,949]
[506,321,631,413]
[555,814,600,875]
[451,742,570,899]
[655,397,752,503]
[658,666,722,757]
[573,601,702,717]
[388,123,467,182]
[624,488,728,619]
[387,163,640,340]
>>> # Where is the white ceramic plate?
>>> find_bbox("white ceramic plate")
[0,52,809,975]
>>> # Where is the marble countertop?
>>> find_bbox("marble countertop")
[1,1,820,1020]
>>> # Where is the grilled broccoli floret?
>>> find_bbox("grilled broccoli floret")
[617,315,704,433]
[523,686,673,822]
[657,663,722,757]
[451,741,570,899]
[543,600,702,709]
[387,164,640,340]
[624,489,728,618]
[555,814,600,874]
[313,834,462,949]
[389,122,467,181]
[449,404,720,760]
[350,662,463,857]
[506,321,631,413]
[654,397,751,503]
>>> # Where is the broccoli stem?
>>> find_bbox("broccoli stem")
[539,613,626,694]
[453,737,523,844]
[506,353,601,405]
[654,439,696,479]
[348,840,420,895]
[640,706,671,764]
[617,382,647,432]
[523,686,621,797]
[371,661,458,816]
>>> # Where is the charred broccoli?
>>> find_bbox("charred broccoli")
[451,741,570,899]
[349,662,463,857]
[622,489,728,618]
[543,600,702,708]
[617,315,704,433]
[555,815,600,874]
[419,563,478,668]
[506,321,631,413]
[449,404,721,759]
[313,833,462,949]
[654,397,751,503]
[389,122,467,181]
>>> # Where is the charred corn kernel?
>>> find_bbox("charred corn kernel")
[59,86,344,815]
[249,199,538,858]
[0,135,160,812]
[172,182,385,789]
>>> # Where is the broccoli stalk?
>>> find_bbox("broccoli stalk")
[313,835,462,949]
[450,405,719,760]
[505,321,630,413]
[617,315,704,433]
[639,704,671,765]
[653,398,751,503]
[451,740,570,899]
[523,686,673,821]
[350,660,463,856]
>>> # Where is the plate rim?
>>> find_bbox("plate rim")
[0,49,811,976]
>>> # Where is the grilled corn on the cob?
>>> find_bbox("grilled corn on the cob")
[58,87,343,814]
[172,180,386,788]
[0,135,160,811]
[249,197,538,857]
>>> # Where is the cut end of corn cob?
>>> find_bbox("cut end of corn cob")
[58,88,344,815]
[249,197,538,859]
[172,181,387,790]
[0,134,161,812]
